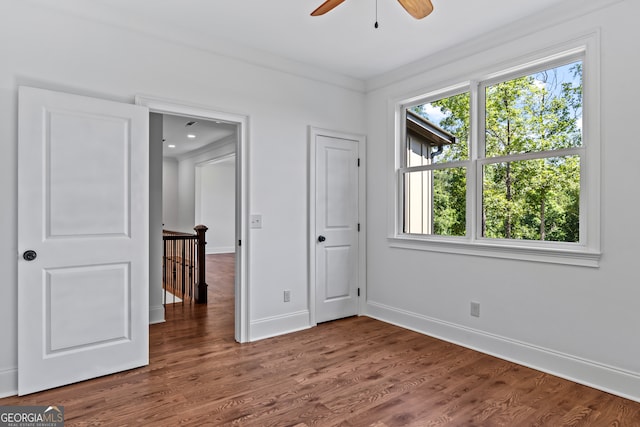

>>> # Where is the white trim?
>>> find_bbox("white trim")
[195,152,237,257]
[29,2,364,93]
[135,95,251,343]
[308,127,367,326]
[388,237,600,267]
[206,247,236,255]
[389,32,601,267]
[365,301,640,403]
[149,305,165,325]
[249,311,312,342]
[0,369,18,398]
[366,0,623,91]
[196,152,236,167]
[178,135,236,162]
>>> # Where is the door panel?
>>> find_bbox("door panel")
[325,246,351,299]
[48,110,129,237]
[315,134,359,323]
[47,264,129,352]
[18,86,149,395]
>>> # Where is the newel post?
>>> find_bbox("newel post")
[194,224,208,304]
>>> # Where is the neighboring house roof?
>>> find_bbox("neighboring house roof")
[406,109,457,147]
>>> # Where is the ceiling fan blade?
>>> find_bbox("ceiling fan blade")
[311,0,346,16]
[397,0,434,19]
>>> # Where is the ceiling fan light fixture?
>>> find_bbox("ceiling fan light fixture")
[311,0,434,20]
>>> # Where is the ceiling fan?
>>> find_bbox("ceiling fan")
[311,0,434,20]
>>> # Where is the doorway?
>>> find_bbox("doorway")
[309,127,367,325]
[138,96,249,343]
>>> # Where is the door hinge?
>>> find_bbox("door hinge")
[357,223,360,232]
[238,239,241,247]
[357,288,361,297]
[357,158,360,167]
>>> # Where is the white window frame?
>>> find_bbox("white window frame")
[389,35,601,267]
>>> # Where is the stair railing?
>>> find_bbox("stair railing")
[162,225,208,304]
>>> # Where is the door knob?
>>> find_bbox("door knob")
[23,250,37,261]
[318,235,326,242]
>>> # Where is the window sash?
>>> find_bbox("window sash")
[398,53,588,246]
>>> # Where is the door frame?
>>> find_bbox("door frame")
[308,126,366,326]
[136,95,250,343]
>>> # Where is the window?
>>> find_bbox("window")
[393,46,600,266]
[481,60,582,242]
[403,92,469,237]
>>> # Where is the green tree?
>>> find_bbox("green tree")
[411,62,582,241]
[483,62,582,241]
[414,93,470,236]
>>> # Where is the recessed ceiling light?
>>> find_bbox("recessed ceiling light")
[168,144,176,148]
[187,134,196,139]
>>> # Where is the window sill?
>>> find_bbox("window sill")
[388,235,601,267]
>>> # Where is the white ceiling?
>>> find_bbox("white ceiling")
[162,114,236,158]
[33,0,577,157]
[34,0,573,81]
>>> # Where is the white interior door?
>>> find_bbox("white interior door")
[314,132,359,323]
[18,86,149,395]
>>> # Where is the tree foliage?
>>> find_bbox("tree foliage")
[413,61,582,241]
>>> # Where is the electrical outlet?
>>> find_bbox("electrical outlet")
[284,290,291,302]
[250,214,262,229]
[470,301,480,317]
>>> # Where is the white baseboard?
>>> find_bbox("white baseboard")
[0,307,166,398]
[249,310,311,342]
[365,300,640,403]
[149,305,165,325]
[206,247,235,255]
[0,368,17,398]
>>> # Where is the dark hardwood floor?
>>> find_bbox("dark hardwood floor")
[2,253,640,426]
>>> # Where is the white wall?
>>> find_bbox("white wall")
[0,2,365,396]
[162,158,179,231]
[177,154,197,233]
[4,0,637,405]
[197,158,236,254]
[364,0,640,402]
[149,113,165,324]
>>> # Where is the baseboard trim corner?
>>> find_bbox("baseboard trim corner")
[0,368,17,398]
[149,305,165,325]
[365,301,640,403]
[249,310,311,342]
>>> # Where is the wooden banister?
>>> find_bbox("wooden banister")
[194,224,208,304]
[162,225,208,304]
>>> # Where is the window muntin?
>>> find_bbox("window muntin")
[398,55,588,248]
[401,92,470,237]
[404,167,467,236]
[484,61,583,158]
[407,92,470,165]
[481,60,582,243]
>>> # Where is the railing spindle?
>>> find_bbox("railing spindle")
[162,227,207,304]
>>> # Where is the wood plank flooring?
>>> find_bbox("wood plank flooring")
[2,253,639,426]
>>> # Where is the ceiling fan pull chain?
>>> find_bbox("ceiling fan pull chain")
[374,0,379,28]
